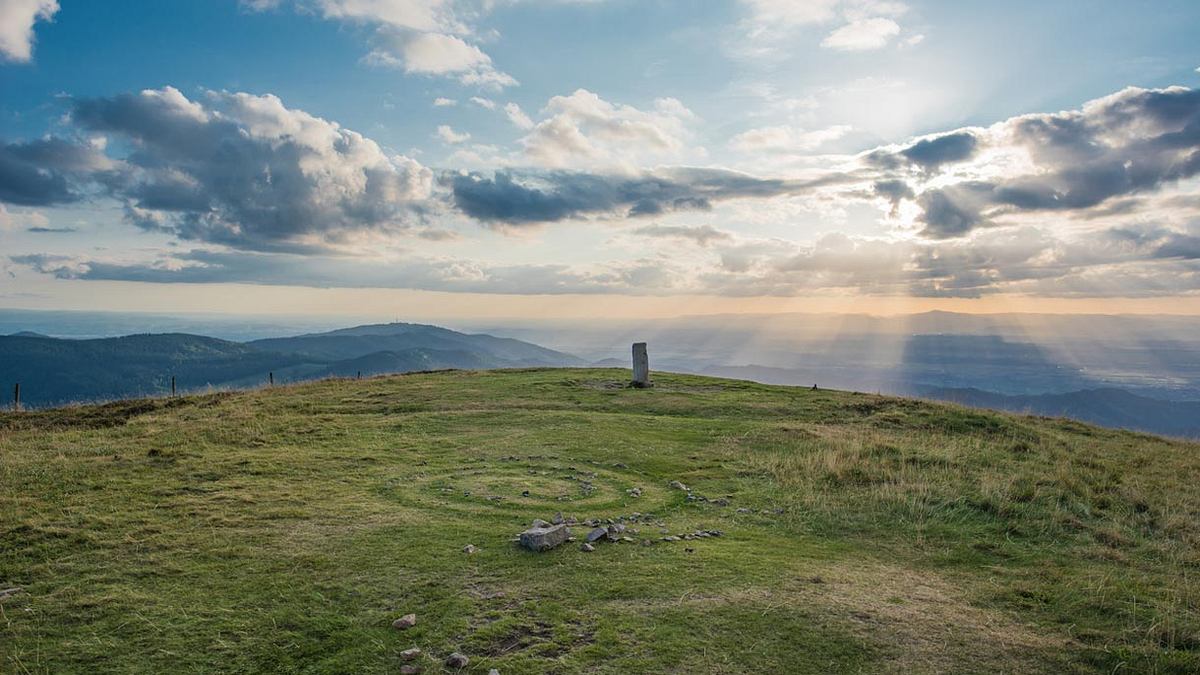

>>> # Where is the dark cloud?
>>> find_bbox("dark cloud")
[64,87,433,252]
[873,179,915,215]
[448,168,804,224]
[910,86,1200,238]
[916,183,992,239]
[26,226,77,233]
[0,138,108,206]
[10,249,681,295]
[866,131,980,172]
[900,132,979,169]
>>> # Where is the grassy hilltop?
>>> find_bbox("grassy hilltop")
[1,369,1198,673]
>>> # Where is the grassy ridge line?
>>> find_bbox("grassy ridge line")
[1,368,1197,673]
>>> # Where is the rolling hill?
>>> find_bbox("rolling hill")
[0,323,582,408]
[1,369,1196,673]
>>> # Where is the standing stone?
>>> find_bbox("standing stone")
[519,523,571,551]
[631,342,651,388]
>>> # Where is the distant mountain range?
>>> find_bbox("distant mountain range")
[0,323,582,408]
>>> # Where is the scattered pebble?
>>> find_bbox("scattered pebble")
[462,544,477,554]
[580,543,595,552]
[669,480,688,491]
[446,652,470,669]
[392,614,417,630]
[400,666,421,675]
[400,648,422,661]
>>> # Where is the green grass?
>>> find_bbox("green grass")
[1,368,1198,673]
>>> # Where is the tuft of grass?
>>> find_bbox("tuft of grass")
[1,369,1198,673]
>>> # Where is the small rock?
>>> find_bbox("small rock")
[669,480,688,491]
[446,652,470,669]
[605,523,627,541]
[462,544,477,554]
[552,511,564,525]
[531,518,551,528]
[392,614,417,630]
[400,648,422,661]
[586,527,608,543]
[400,666,421,675]
[685,547,695,554]
[642,539,653,547]
[489,670,500,675]
[627,487,642,497]
[580,543,595,552]
[521,490,530,497]
[737,508,752,514]
[519,523,571,551]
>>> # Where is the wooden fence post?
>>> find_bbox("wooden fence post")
[269,372,274,387]
[171,376,176,398]
[12,382,19,412]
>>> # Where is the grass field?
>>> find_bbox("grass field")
[2,369,1198,673]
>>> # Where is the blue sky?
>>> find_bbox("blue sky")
[2,0,1200,318]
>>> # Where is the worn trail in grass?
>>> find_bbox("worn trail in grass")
[2,369,1198,673]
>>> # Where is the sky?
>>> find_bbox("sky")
[2,0,1200,319]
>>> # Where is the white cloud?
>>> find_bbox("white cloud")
[821,17,900,51]
[730,124,852,153]
[313,0,456,33]
[0,0,59,62]
[735,0,909,55]
[504,102,534,130]
[367,31,517,88]
[433,97,457,106]
[257,1,519,88]
[740,0,842,27]
[436,124,471,144]
[470,96,496,109]
[519,89,700,169]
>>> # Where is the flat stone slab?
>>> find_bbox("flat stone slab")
[519,523,571,551]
